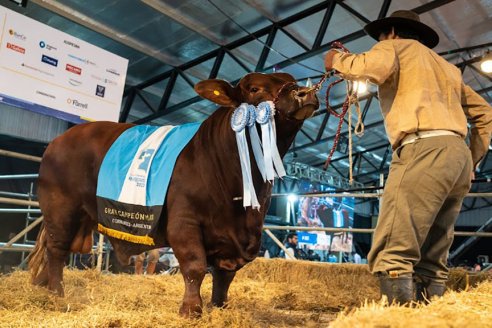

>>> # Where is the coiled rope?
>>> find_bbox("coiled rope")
[322,42,365,184]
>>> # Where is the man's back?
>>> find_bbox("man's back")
[378,39,467,145]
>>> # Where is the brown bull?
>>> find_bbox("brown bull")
[29,72,319,317]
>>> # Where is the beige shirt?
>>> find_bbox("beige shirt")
[333,39,492,166]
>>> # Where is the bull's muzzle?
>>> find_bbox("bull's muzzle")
[292,87,319,119]
[292,86,319,109]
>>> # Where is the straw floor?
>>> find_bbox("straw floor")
[0,258,489,327]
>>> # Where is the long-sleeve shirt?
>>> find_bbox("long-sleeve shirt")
[332,39,492,166]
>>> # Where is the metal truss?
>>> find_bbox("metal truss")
[120,0,491,191]
[120,0,456,123]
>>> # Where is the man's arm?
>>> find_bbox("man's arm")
[324,40,397,85]
[462,84,492,168]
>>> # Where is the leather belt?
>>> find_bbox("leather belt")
[400,130,461,147]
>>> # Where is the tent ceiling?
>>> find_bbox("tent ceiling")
[4,0,492,186]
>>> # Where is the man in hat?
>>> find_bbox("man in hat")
[324,10,492,304]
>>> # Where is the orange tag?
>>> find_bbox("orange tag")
[213,90,220,96]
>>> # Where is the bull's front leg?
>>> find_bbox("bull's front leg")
[211,267,236,307]
[169,224,207,318]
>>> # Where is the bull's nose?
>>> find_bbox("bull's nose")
[295,87,309,98]
[295,86,318,105]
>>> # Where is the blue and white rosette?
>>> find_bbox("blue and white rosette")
[256,101,286,181]
[231,104,260,209]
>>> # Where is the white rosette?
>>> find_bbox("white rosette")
[231,103,260,209]
[256,101,286,181]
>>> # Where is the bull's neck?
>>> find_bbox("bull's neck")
[197,107,302,202]
[202,106,302,162]
[273,116,304,157]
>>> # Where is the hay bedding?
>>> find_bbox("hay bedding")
[0,259,489,328]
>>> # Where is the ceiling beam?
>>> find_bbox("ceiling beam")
[30,0,179,65]
[141,0,226,45]
[130,0,337,92]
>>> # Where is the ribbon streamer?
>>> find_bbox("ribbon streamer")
[256,101,286,181]
[231,101,287,209]
[247,104,266,182]
[231,104,260,209]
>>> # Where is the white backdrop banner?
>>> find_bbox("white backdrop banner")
[0,5,128,123]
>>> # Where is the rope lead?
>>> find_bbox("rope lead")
[322,42,365,184]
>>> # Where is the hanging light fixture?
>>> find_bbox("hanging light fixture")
[353,80,368,94]
[480,52,492,73]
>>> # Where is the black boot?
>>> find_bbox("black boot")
[416,278,446,304]
[378,273,414,305]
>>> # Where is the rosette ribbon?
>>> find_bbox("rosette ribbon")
[231,104,260,209]
[256,101,286,181]
[246,104,267,182]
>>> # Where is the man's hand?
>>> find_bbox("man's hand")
[324,49,339,71]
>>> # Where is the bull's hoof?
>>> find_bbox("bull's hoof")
[179,303,202,318]
[48,282,65,297]
[211,299,228,308]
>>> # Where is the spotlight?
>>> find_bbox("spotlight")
[287,194,298,202]
[481,53,492,73]
[354,80,368,94]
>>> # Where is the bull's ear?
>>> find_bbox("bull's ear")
[194,79,239,107]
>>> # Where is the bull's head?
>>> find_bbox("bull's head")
[195,72,319,121]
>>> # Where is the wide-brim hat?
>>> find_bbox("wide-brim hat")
[364,10,439,48]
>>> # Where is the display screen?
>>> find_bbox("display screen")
[296,195,354,252]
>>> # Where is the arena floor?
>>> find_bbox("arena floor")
[0,259,490,327]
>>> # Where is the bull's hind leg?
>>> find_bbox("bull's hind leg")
[168,223,207,318]
[211,268,236,307]
[43,209,89,296]
[45,237,70,296]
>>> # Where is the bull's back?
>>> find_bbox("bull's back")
[38,122,134,214]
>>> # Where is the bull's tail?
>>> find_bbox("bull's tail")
[28,223,48,283]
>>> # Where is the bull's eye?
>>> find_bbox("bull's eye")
[250,87,259,93]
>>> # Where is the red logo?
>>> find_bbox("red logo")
[66,63,81,75]
[7,42,25,54]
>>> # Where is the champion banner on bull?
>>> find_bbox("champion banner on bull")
[96,123,200,245]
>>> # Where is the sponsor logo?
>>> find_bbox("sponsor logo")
[8,29,26,41]
[6,42,25,54]
[41,54,58,67]
[104,78,117,86]
[95,84,106,97]
[36,90,56,99]
[21,63,54,77]
[68,78,82,86]
[66,63,82,75]
[68,54,96,66]
[67,98,88,109]
[106,68,120,76]
[63,40,80,49]
[39,41,57,51]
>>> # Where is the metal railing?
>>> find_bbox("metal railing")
[1,148,491,270]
